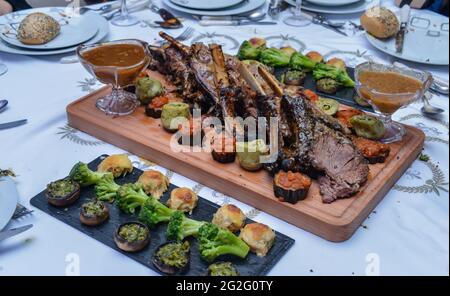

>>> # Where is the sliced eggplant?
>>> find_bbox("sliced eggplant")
[46,178,81,207]
[80,200,109,226]
[152,241,190,275]
[114,222,150,253]
[273,171,312,204]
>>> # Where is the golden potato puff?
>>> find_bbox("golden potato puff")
[212,204,246,233]
[136,170,169,200]
[97,154,133,178]
[239,223,275,257]
[167,187,198,214]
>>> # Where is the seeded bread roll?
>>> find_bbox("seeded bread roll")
[360,7,399,39]
[18,13,60,45]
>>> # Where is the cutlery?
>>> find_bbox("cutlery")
[422,92,444,116]
[78,3,114,15]
[149,4,183,29]
[395,5,411,54]
[12,204,33,220]
[302,12,348,36]
[430,78,449,95]
[154,26,195,45]
[0,99,7,112]
[0,119,27,130]
[0,224,33,242]
[103,0,151,21]
[199,20,277,26]
[198,11,267,22]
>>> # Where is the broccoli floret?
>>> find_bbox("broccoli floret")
[138,197,175,228]
[69,162,113,187]
[290,52,317,71]
[115,183,149,214]
[237,40,265,60]
[259,48,290,68]
[313,63,355,88]
[167,211,206,241]
[95,174,120,202]
[198,223,250,262]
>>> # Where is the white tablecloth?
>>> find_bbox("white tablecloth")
[0,0,448,276]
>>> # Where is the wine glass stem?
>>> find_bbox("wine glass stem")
[120,0,129,18]
[379,113,392,125]
[294,0,302,17]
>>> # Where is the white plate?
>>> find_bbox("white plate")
[0,9,98,50]
[0,8,109,56]
[169,0,244,10]
[306,0,360,7]
[286,0,374,14]
[366,10,449,65]
[163,0,266,16]
[0,176,19,230]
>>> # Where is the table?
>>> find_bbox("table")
[0,0,448,276]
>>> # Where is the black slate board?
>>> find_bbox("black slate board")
[275,67,374,112]
[30,155,295,276]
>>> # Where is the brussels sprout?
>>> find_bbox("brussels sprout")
[290,52,317,71]
[260,48,291,68]
[279,46,297,58]
[136,77,165,105]
[237,40,263,60]
[282,70,306,86]
[315,98,339,116]
[316,78,340,94]
[350,115,386,140]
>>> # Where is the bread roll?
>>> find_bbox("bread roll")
[360,7,400,39]
[18,12,60,45]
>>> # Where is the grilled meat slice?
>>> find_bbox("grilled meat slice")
[352,136,391,164]
[311,123,369,203]
[190,43,220,107]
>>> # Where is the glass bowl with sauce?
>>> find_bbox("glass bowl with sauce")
[354,62,432,143]
[77,39,151,116]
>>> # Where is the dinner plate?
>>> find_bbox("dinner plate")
[0,8,109,56]
[169,0,244,10]
[286,0,374,14]
[365,10,449,65]
[0,176,19,231]
[306,0,360,7]
[0,8,98,50]
[163,0,266,16]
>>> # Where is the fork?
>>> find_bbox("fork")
[155,26,195,45]
[12,204,33,220]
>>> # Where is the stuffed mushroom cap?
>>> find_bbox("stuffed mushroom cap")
[167,187,198,213]
[212,204,246,233]
[239,223,275,257]
[97,154,133,178]
[136,170,169,199]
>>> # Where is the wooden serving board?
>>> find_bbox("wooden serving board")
[67,86,425,242]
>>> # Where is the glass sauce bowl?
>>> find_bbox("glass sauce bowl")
[354,62,432,143]
[77,39,151,116]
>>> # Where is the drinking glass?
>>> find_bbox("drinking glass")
[354,62,433,143]
[77,39,151,116]
[284,0,311,27]
[111,0,140,27]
